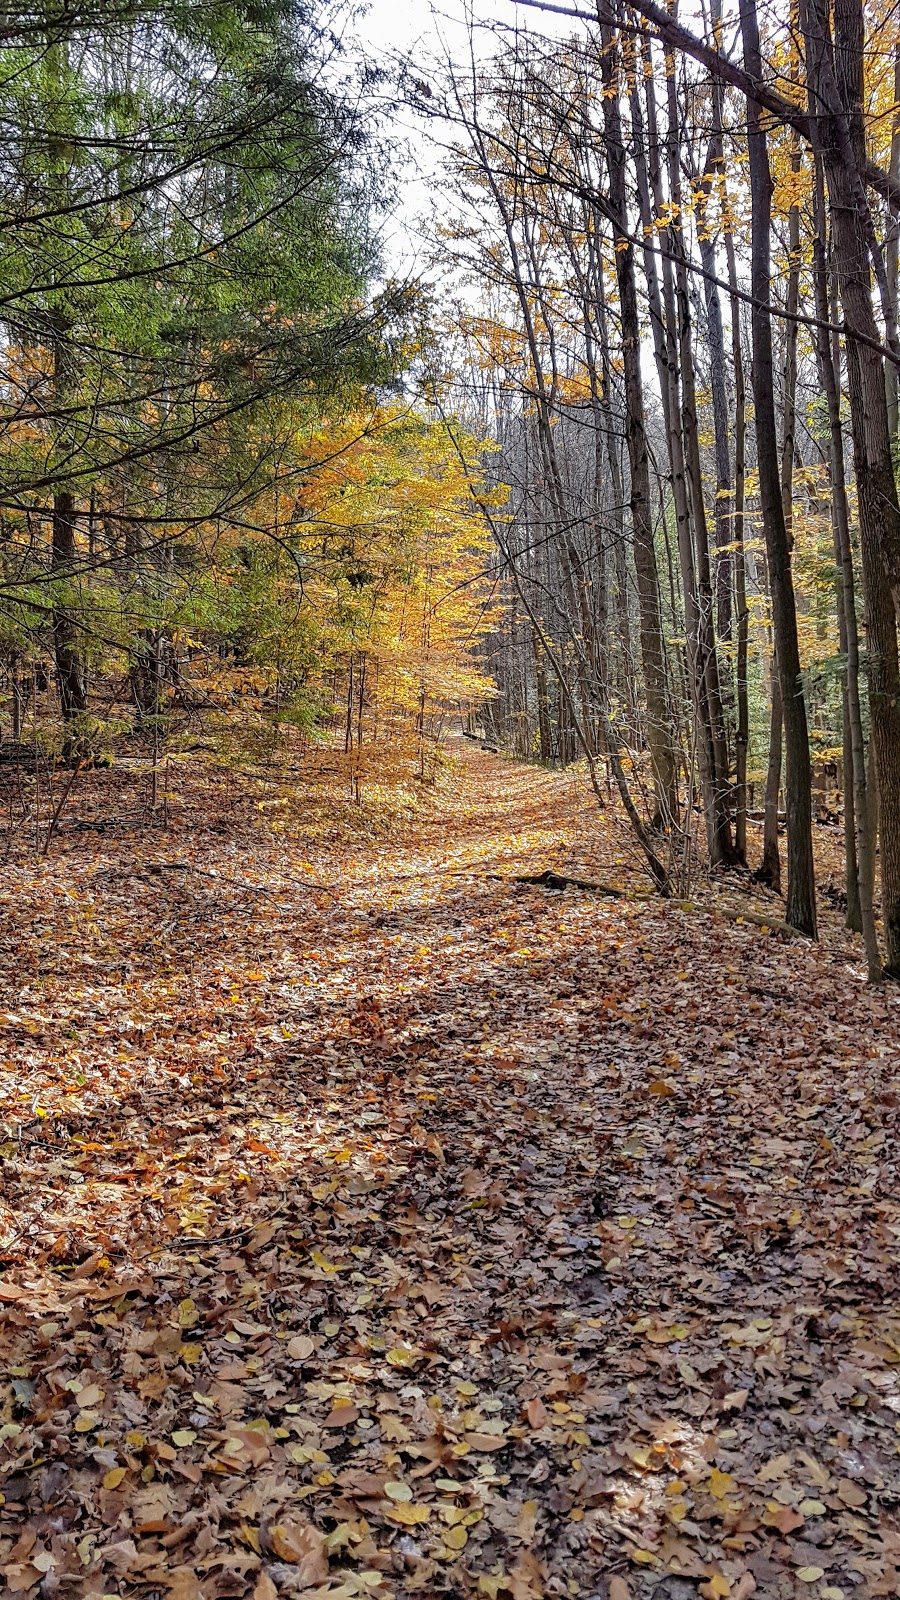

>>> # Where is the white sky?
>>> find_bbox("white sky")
[348,0,580,279]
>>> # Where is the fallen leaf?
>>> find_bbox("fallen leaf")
[524,1397,547,1429]
[384,1501,431,1526]
[268,1517,328,1585]
[709,1467,737,1499]
[837,1478,867,1507]
[287,1335,316,1360]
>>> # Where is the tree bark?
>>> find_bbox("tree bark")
[599,19,679,829]
[804,0,900,971]
[51,489,87,720]
[810,156,879,972]
[740,0,817,936]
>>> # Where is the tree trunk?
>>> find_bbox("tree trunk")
[740,0,817,936]
[760,666,783,894]
[724,230,750,865]
[52,490,87,721]
[600,20,678,829]
[810,154,880,972]
[804,0,900,971]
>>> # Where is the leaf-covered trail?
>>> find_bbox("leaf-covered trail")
[1,743,899,1600]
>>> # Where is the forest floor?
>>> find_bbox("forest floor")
[1,739,899,1600]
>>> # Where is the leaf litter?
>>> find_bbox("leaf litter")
[0,742,899,1600]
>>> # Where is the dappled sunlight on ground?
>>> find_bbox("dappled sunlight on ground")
[0,743,898,1598]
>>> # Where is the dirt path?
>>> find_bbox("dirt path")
[1,743,899,1600]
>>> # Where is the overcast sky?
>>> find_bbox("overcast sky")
[348,0,579,279]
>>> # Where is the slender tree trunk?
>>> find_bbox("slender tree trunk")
[600,19,678,828]
[630,49,727,852]
[51,490,87,721]
[759,153,802,895]
[724,231,750,865]
[885,42,900,437]
[805,0,900,971]
[740,0,817,935]
[760,668,783,893]
[662,52,734,863]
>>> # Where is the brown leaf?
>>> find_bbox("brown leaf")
[323,1403,359,1428]
[287,1335,315,1361]
[524,1397,548,1429]
[837,1478,867,1508]
[165,1571,203,1600]
[267,1517,328,1587]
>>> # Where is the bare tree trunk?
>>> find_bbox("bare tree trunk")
[885,42,900,437]
[599,19,678,829]
[628,56,720,850]
[759,149,802,895]
[724,231,750,865]
[740,0,817,936]
[805,0,900,971]
[661,51,734,863]
[52,490,87,721]
[760,668,783,893]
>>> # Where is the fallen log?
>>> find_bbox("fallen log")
[510,869,624,897]
[694,901,810,939]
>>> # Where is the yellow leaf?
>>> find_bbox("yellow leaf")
[311,1249,338,1273]
[797,1571,825,1585]
[386,1345,422,1367]
[177,1298,199,1328]
[102,1467,126,1490]
[629,1549,657,1565]
[443,1525,468,1550]
[709,1467,737,1499]
[477,1578,509,1598]
[385,1501,431,1526]
[74,1413,97,1433]
[180,1343,202,1365]
[172,1429,197,1447]
[384,1481,412,1502]
[646,1324,689,1344]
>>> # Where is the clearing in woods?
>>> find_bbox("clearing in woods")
[0,741,898,1599]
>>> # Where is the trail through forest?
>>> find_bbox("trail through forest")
[1,744,899,1600]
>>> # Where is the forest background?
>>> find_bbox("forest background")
[4,0,900,978]
[2,3,900,1597]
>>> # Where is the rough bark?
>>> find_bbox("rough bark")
[599,19,679,828]
[804,0,900,972]
[740,0,817,936]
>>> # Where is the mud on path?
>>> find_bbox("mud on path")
[1,742,898,1600]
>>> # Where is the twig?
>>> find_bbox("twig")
[41,759,85,856]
